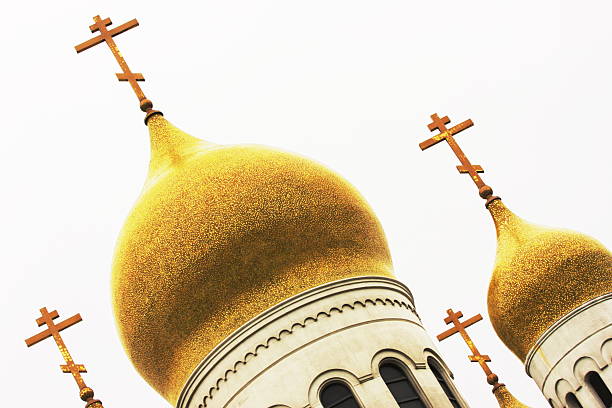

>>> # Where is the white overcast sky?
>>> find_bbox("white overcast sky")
[2,1,610,407]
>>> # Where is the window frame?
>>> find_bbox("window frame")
[379,358,428,408]
[319,379,362,408]
[565,392,584,408]
[585,371,612,407]
[308,369,364,408]
[427,356,465,408]
[371,349,434,408]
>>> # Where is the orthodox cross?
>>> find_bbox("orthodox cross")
[25,307,104,408]
[420,113,499,206]
[74,15,162,124]
[437,309,504,392]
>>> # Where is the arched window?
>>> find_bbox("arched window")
[380,361,426,408]
[565,392,583,408]
[320,381,360,408]
[586,371,612,407]
[428,358,461,408]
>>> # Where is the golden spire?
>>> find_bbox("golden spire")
[75,15,162,124]
[25,307,104,408]
[437,308,529,408]
[419,113,499,206]
[420,113,612,361]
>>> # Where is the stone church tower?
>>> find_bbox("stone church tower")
[484,200,612,408]
[111,115,470,408]
[110,114,528,408]
[418,112,612,408]
[62,16,610,407]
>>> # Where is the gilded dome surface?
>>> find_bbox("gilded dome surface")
[493,385,530,408]
[487,200,612,361]
[112,115,394,403]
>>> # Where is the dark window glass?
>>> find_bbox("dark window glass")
[320,382,360,408]
[380,362,426,408]
[586,371,612,407]
[565,392,583,408]
[428,358,461,408]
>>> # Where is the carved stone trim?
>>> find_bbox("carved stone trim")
[200,297,414,407]
[525,292,612,372]
[358,374,375,383]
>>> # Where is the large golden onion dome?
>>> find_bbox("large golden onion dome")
[487,199,612,361]
[111,115,394,403]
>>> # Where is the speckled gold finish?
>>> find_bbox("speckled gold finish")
[111,115,394,404]
[487,200,612,361]
[493,385,530,408]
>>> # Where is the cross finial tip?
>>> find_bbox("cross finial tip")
[487,373,500,386]
[80,387,95,401]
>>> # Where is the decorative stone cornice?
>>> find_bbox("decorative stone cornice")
[200,297,413,407]
[177,276,416,408]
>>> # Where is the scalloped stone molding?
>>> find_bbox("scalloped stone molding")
[176,276,467,408]
[200,297,413,406]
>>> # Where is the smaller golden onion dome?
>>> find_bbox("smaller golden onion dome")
[493,385,530,408]
[112,115,394,403]
[487,199,612,361]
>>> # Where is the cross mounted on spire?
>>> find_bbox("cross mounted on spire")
[25,307,104,408]
[437,309,504,392]
[420,113,500,206]
[74,15,162,124]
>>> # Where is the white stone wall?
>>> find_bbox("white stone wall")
[525,293,612,408]
[177,276,469,408]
